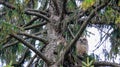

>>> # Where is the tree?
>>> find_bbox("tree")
[0,0,120,67]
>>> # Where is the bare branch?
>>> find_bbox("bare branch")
[10,34,52,65]
[26,9,49,16]
[2,30,46,49]
[25,11,50,22]
[68,26,75,38]
[1,36,11,45]
[23,17,39,27]
[18,32,48,45]
[2,41,18,49]
[24,22,47,30]
[0,1,15,9]
[94,61,120,67]
[27,42,48,67]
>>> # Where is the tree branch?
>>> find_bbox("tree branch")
[23,17,39,27]
[10,34,52,65]
[56,0,110,65]
[25,11,50,22]
[64,0,110,54]
[2,30,46,49]
[18,32,48,45]
[24,22,47,30]
[0,1,15,9]
[68,26,75,38]
[94,61,120,67]
[26,9,49,16]
[2,41,18,49]
[0,1,50,22]
[27,42,48,67]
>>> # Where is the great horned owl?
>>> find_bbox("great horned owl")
[76,37,88,57]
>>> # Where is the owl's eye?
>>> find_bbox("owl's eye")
[80,38,87,41]
[82,38,87,41]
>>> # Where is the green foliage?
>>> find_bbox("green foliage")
[17,43,25,54]
[0,21,19,45]
[104,7,116,23]
[82,57,94,67]
[81,0,96,10]
[4,2,31,27]
[109,27,120,57]
[60,65,63,67]
[71,24,81,35]
[67,0,77,12]
[4,61,14,67]
[115,16,120,24]
[23,0,38,8]
[0,47,16,64]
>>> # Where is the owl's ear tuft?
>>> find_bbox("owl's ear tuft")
[80,37,87,41]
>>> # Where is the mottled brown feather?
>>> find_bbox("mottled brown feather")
[76,37,88,56]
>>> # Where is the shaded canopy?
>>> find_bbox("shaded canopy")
[0,0,120,67]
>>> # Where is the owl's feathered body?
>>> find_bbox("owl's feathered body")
[76,37,88,56]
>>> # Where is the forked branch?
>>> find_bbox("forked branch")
[11,34,52,65]
[56,0,111,65]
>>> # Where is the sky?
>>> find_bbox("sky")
[86,27,120,63]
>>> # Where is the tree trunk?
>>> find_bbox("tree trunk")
[42,1,67,67]
[42,23,66,67]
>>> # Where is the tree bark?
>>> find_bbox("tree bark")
[42,0,67,66]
